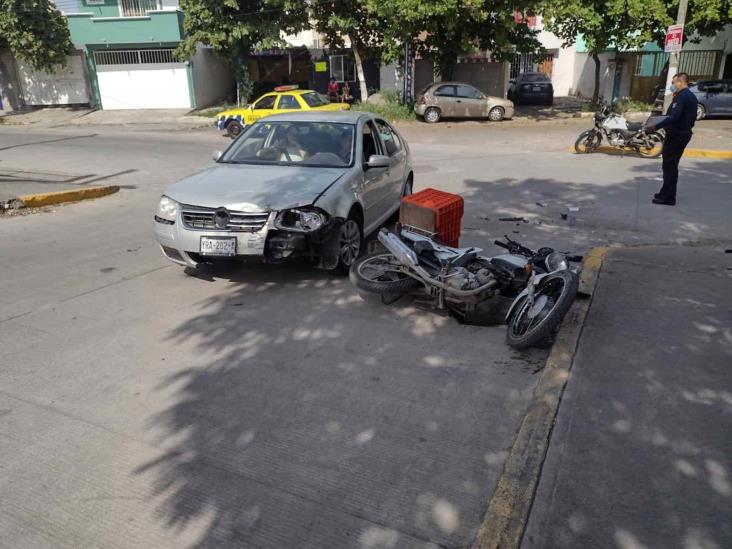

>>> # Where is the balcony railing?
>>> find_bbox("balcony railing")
[120,0,161,17]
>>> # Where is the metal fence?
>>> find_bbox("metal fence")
[93,49,176,65]
[119,0,161,17]
[510,52,555,78]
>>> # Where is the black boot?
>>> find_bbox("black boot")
[652,197,676,206]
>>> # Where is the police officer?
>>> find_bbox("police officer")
[646,72,698,206]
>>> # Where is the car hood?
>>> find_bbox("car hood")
[164,164,348,211]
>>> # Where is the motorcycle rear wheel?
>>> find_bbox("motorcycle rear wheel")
[637,132,664,158]
[506,271,579,350]
[349,252,420,299]
[574,130,601,153]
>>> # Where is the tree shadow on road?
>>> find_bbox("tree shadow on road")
[134,259,546,548]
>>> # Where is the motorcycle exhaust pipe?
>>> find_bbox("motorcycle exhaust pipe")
[378,229,420,268]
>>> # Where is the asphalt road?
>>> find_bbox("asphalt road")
[1,122,730,548]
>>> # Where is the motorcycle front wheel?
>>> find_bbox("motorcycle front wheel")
[506,271,579,350]
[574,130,601,153]
[637,131,664,158]
[349,252,421,300]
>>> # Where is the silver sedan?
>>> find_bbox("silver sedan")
[153,111,413,273]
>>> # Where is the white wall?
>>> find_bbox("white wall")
[96,64,191,109]
[191,46,235,108]
[17,54,90,105]
[533,16,578,96]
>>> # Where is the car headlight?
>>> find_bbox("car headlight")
[274,208,328,232]
[155,195,178,224]
[545,251,569,272]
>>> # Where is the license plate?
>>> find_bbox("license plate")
[200,236,236,256]
[533,86,542,92]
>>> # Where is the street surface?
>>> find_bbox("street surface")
[1,120,731,547]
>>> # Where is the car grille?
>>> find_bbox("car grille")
[181,205,270,232]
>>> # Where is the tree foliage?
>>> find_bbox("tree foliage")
[370,0,544,80]
[542,0,732,104]
[0,0,72,71]
[309,1,386,100]
[175,0,308,101]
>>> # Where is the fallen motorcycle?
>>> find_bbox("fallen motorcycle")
[575,103,664,158]
[350,226,580,349]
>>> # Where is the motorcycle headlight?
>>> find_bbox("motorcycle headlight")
[545,251,569,272]
[155,195,178,224]
[274,208,328,232]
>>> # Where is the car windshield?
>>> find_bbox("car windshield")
[521,73,550,83]
[301,92,331,107]
[221,121,355,168]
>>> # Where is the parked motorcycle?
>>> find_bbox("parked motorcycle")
[575,104,664,158]
[350,226,580,349]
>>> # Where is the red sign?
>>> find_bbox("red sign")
[665,24,684,53]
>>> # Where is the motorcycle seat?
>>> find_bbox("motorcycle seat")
[626,121,643,132]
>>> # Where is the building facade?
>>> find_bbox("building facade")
[65,0,232,109]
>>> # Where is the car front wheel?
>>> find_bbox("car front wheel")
[227,120,244,138]
[335,215,363,274]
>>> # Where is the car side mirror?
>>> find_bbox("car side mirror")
[365,154,390,169]
[213,150,223,162]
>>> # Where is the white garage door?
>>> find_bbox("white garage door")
[18,54,90,105]
[93,49,191,110]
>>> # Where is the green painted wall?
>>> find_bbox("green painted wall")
[79,0,120,17]
[67,10,184,45]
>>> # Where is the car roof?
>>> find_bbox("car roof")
[429,81,478,87]
[261,89,317,96]
[261,111,372,124]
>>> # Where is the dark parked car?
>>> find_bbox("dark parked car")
[507,72,554,106]
[652,79,732,120]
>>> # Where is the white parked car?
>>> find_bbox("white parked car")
[153,112,413,273]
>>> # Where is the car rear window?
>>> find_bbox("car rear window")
[521,73,550,83]
[301,92,331,107]
[434,85,456,97]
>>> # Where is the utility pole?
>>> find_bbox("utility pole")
[663,0,689,111]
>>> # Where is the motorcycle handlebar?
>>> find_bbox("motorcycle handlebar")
[494,240,509,249]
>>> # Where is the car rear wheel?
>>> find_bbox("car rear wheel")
[423,107,441,123]
[696,104,706,120]
[488,106,505,121]
[227,120,243,138]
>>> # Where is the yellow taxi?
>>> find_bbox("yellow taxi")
[216,86,351,138]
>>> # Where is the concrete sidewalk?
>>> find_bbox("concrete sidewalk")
[1,107,212,130]
[522,245,732,548]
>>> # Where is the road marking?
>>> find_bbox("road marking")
[567,145,732,159]
[16,185,119,208]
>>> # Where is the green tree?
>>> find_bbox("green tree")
[372,0,543,81]
[309,1,385,101]
[541,0,732,106]
[176,0,308,103]
[0,0,72,71]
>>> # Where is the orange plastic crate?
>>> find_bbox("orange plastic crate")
[400,188,464,247]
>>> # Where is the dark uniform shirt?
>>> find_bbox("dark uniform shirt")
[656,88,698,133]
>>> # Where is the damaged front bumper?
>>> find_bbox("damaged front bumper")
[153,214,345,270]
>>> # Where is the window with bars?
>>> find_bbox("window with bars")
[93,49,177,65]
[510,53,554,78]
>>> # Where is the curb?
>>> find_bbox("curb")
[567,145,732,159]
[15,185,119,208]
[472,246,612,549]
